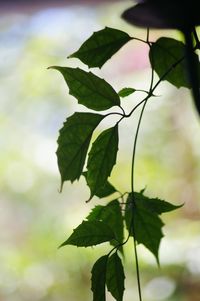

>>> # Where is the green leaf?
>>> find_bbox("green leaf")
[50,66,120,111]
[86,205,104,221]
[60,220,115,247]
[86,126,119,200]
[91,255,108,301]
[125,192,182,263]
[87,200,124,246]
[94,180,117,199]
[133,199,163,264]
[118,87,136,98]
[149,37,200,88]
[106,253,125,301]
[69,27,132,68]
[56,112,103,188]
[136,194,183,214]
[83,172,116,198]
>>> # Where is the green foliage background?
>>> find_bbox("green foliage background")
[0,1,200,301]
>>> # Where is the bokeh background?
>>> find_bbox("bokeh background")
[0,1,200,300]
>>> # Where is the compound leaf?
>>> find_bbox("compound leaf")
[50,66,120,111]
[60,220,115,248]
[91,255,108,301]
[69,27,132,68]
[57,112,103,188]
[86,126,119,200]
[106,253,125,301]
[149,37,200,88]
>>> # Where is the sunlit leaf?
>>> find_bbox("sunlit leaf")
[118,87,136,98]
[69,27,132,68]
[149,37,200,88]
[106,253,125,301]
[86,126,119,200]
[91,255,108,301]
[60,220,115,247]
[125,192,182,263]
[57,112,104,188]
[50,66,120,111]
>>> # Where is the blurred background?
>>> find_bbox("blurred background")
[0,0,200,300]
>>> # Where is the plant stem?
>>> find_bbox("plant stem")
[130,40,154,301]
[133,235,143,301]
[131,99,148,195]
[130,98,148,301]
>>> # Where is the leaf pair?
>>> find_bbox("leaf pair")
[57,111,118,198]
[92,253,125,301]
[49,27,133,112]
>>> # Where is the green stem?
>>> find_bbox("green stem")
[133,230,143,301]
[130,98,148,301]
[130,40,154,301]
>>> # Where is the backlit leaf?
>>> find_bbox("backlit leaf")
[56,112,103,188]
[87,200,124,245]
[118,87,136,98]
[106,253,125,301]
[149,37,200,88]
[125,192,182,263]
[135,193,183,214]
[91,255,108,301]
[69,27,132,68]
[60,220,115,247]
[50,66,120,111]
[86,126,119,200]
[83,172,116,198]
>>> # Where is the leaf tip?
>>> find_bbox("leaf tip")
[67,53,74,59]
[47,65,55,70]
[58,241,66,249]
[85,194,93,203]
[58,182,64,193]
[47,66,61,72]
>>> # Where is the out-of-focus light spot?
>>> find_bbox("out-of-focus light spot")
[159,238,187,265]
[23,263,54,298]
[4,162,35,193]
[33,138,58,174]
[0,261,19,295]
[29,7,97,40]
[186,240,200,275]
[144,276,176,301]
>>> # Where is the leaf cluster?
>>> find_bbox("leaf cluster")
[49,26,190,300]
[60,193,181,301]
